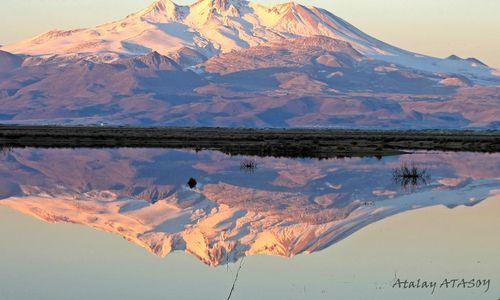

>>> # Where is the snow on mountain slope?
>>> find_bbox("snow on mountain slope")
[203,35,364,74]
[3,0,384,58]
[2,0,497,82]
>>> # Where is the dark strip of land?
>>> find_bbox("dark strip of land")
[1,125,499,159]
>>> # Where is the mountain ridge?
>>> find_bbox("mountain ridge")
[2,0,496,82]
[0,41,499,129]
[0,1,499,128]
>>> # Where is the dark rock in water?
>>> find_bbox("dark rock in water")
[187,177,198,189]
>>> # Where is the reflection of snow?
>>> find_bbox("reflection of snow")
[1,178,497,266]
[326,183,342,190]
[372,190,397,198]
[0,149,499,266]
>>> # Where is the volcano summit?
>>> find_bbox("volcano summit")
[0,0,498,128]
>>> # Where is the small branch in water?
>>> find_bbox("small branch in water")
[226,258,244,300]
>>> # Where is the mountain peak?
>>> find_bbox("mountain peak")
[190,0,247,18]
[0,50,23,71]
[137,0,183,20]
[193,0,246,10]
[211,0,239,11]
[153,0,177,9]
[2,0,496,82]
[447,54,488,67]
[281,1,300,8]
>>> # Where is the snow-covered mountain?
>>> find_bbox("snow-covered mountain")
[2,0,497,81]
[3,0,395,58]
[0,0,499,128]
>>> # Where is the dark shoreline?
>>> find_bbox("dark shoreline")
[1,125,499,159]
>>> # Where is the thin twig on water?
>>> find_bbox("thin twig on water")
[226,258,244,300]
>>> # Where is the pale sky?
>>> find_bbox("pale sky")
[1,0,499,68]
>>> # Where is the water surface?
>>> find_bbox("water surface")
[0,148,499,299]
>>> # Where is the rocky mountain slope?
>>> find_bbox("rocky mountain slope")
[0,0,499,128]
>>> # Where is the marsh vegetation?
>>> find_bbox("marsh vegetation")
[1,125,499,159]
[240,159,258,173]
[393,161,430,189]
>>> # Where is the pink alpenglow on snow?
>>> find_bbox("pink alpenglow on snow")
[0,0,498,128]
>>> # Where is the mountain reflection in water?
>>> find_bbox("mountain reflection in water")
[0,148,498,266]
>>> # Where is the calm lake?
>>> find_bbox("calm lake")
[0,148,499,300]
